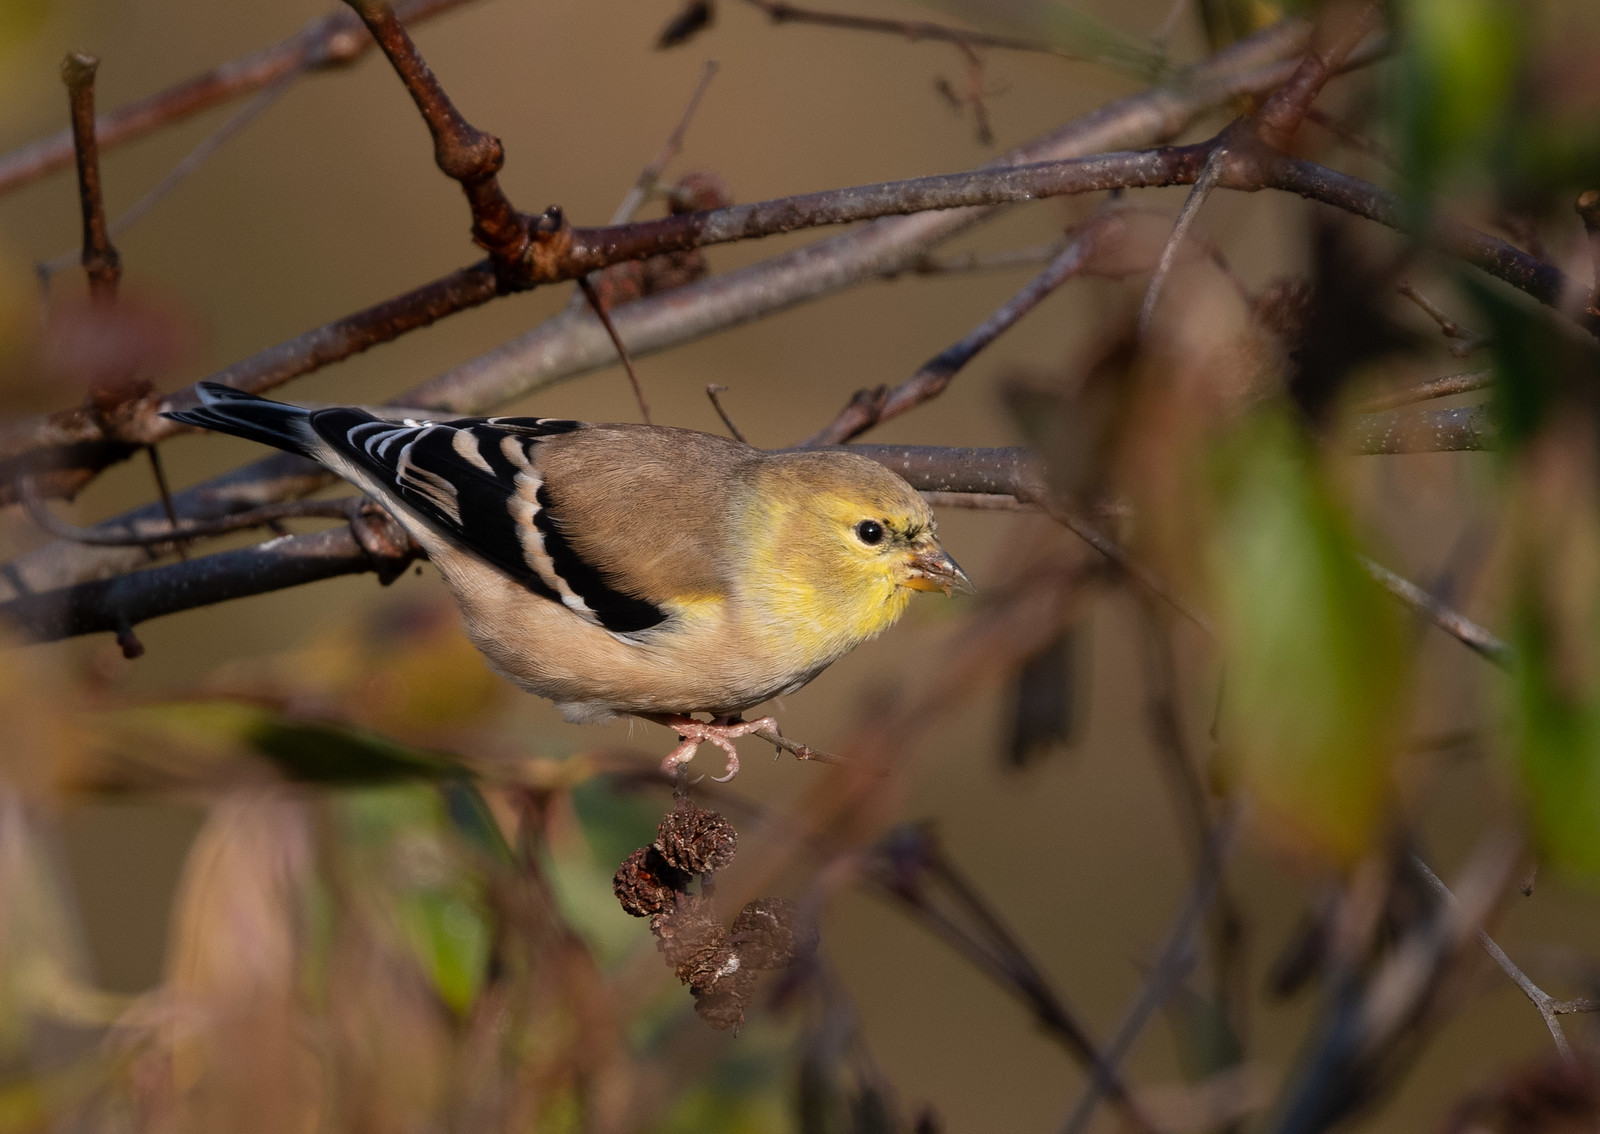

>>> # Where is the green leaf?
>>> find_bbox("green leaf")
[1210,411,1409,862]
[1394,0,1524,196]
[1465,276,1600,456]
[104,700,464,784]
[397,887,492,1018]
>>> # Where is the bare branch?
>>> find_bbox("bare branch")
[740,0,1099,63]
[1354,405,1494,453]
[1359,555,1511,667]
[1252,0,1382,151]
[1061,814,1241,1134]
[39,76,296,281]
[345,0,528,274]
[1397,282,1488,356]
[61,51,121,301]
[1138,141,1227,339]
[704,385,748,443]
[0,0,481,199]
[576,276,652,423]
[806,216,1105,445]
[1410,855,1597,1062]
[18,479,358,548]
[1357,370,1490,413]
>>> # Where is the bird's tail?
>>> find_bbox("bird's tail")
[162,383,317,457]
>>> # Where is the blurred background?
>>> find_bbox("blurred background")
[3,0,1600,1130]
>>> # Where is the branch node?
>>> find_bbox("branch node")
[346,498,419,584]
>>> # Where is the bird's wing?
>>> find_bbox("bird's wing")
[307,409,670,634]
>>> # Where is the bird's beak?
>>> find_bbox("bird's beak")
[903,545,974,596]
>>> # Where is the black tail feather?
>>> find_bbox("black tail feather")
[162,383,315,456]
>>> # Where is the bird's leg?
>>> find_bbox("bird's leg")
[641,713,780,782]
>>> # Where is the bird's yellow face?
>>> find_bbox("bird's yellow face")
[743,455,971,665]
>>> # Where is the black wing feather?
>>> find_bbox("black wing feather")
[308,408,667,633]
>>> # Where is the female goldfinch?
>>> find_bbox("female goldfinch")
[166,384,970,779]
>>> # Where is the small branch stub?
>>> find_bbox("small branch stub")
[61,50,121,301]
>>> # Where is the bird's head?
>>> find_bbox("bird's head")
[744,452,972,653]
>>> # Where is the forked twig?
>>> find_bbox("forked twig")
[1410,855,1600,1062]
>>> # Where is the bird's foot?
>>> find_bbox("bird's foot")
[644,714,779,782]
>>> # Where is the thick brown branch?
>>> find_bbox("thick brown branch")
[345,0,529,273]
[0,24,1315,588]
[0,0,481,199]
[61,52,121,300]
[4,143,1564,510]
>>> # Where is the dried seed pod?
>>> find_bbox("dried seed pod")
[654,799,737,874]
[654,893,725,968]
[677,938,739,993]
[613,847,687,917]
[693,967,758,1031]
[731,897,818,969]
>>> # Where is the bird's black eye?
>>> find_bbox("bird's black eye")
[855,519,885,546]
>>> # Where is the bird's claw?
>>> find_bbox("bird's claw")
[653,714,779,782]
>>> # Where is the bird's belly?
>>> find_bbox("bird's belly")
[442,560,827,719]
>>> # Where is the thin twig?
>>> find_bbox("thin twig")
[1061,814,1241,1134]
[577,276,652,423]
[806,219,1104,445]
[1397,281,1488,356]
[740,0,1103,63]
[1305,107,1396,168]
[0,0,481,199]
[1357,370,1491,412]
[1138,142,1227,339]
[704,385,748,443]
[40,75,297,281]
[345,0,528,274]
[61,52,121,301]
[18,480,361,547]
[1409,855,1599,1062]
[565,61,721,314]
[1359,555,1511,667]
[611,61,719,227]
[866,827,1162,1134]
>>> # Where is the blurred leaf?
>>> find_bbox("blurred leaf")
[397,887,491,1018]
[570,778,665,873]
[1505,435,1600,881]
[1005,626,1083,767]
[1163,981,1244,1081]
[1210,411,1409,863]
[1466,276,1600,455]
[334,786,493,1016]
[1395,0,1524,196]
[912,0,1165,77]
[102,700,464,785]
